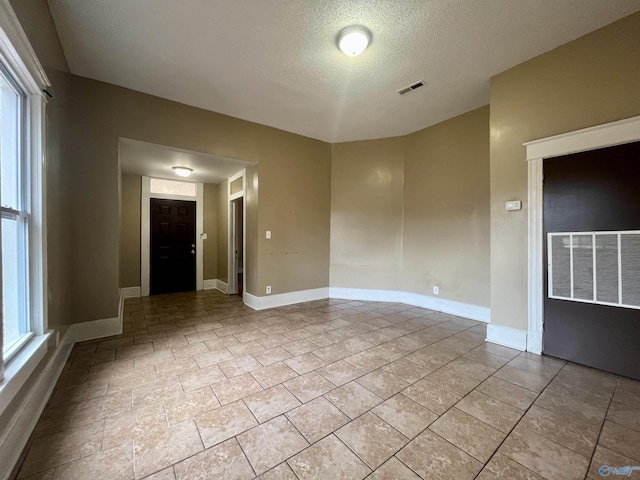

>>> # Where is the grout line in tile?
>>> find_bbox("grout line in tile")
[18,292,625,480]
[468,358,581,478]
[586,375,620,470]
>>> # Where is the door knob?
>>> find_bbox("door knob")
[191,250,195,254]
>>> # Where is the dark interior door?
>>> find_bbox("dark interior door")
[543,141,640,379]
[150,198,196,295]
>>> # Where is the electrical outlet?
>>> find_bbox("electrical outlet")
[433,286,439,295]
[266,286,271,294]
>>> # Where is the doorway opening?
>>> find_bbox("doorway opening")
[231,198,244,297]
[227,169,246,297]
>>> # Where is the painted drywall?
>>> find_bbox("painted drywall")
[65,74,330,323]
[330,108,490,308]
[256,128,331,295]
[43,68,73,328]
[119,174,141,287]
[203,183,218,280]
[490,12,640,330]
[330,137,405,290]
[9,0,68,73]
[404,107,490,306]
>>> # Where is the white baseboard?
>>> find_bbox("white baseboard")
[242,286,491,323]
[0,305,130,479]
[486,324,527,351]
[67,317,122,344]
[0,338,72,480]
[204,279,228,294]
[216,279,228,294]
[329,287,491,323]
[120,286,141,298]
[244,288,330,310]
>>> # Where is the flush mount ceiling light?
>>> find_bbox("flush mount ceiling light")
[173,166,193,177]
[337,25,371,57]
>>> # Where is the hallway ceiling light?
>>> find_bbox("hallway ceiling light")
[337,25,371,57]
[173,166,193,177]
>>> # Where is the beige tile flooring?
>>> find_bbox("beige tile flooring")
[13,290,640,479]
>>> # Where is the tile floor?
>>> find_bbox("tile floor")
[12,290,640,479]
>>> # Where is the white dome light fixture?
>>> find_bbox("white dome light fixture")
[173,166,193,177]
[338,25,371,57]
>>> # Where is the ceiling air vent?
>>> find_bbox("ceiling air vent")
[397,81,425,95]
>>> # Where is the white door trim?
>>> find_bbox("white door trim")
[140,176,204,296]
[524,115,640,354]
[227,169,246,296]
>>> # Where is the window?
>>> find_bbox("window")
[149,178,197,197]
[0,3,49,379]
[1,63,31,361]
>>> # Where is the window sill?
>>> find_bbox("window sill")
[0,331,51,416]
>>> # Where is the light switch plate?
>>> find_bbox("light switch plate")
[266,230,271,239]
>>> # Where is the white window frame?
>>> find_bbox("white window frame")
[0,0,50,414]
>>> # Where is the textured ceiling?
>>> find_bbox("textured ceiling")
[119,138,252,184]
[49,0,640,143]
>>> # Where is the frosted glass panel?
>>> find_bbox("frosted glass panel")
[596,234,618,303]
[621,234,640,307]
[551,235,571,298]
[573,235,593,301]
[230,177,243,195]
[150,178,196,197]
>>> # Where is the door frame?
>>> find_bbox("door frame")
[227,169,246,296]
[141,176,204,296]
[523,115,640,354]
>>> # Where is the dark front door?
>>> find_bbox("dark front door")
[150,198,196,295]
[543,141,640,379]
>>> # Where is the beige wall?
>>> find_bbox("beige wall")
[66,75,330,322]
[330,108,490,307]
[404,107,490,305]
[119,174,141,287]
[256,129,331,295]
[331,138,404,289]
[203,183,219,280]
[9,0,68,72]
[490,12,640,330]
